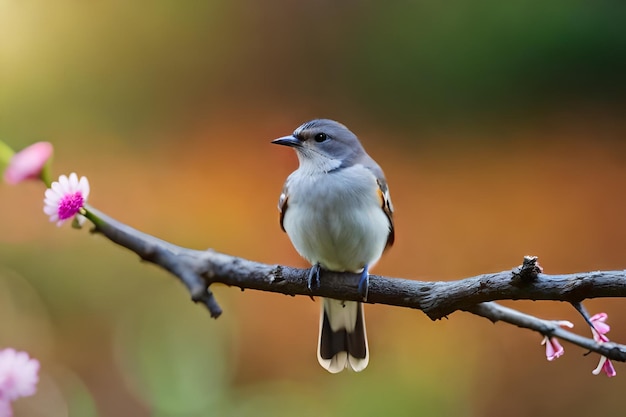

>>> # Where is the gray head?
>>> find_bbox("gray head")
[272,119,368,173]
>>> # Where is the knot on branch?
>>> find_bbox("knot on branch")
[511,256,543,283]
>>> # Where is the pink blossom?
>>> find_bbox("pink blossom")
[589,312,616,377]
[593,355,617,377]
[590,313,610,338]
[3,142,53,185]
[540,320,573,361]
[0,348,39,417]
[43,173,90,226]
[0,400,12,417]
[542,336,565,361]
[541,336,565,361]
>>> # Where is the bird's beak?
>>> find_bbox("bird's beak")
[271,135,301,148]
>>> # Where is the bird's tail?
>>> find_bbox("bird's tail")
[317,298,369,373]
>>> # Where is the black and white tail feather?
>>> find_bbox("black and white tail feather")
[318,299,368,373]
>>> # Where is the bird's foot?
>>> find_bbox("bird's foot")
[357,265,370,301]
[307,263,321,291]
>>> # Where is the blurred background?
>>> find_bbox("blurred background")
[1,0,626,416]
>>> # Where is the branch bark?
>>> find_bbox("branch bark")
[82,205,626,365]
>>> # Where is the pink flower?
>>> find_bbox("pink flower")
[590,313,610,338]
[589,312,616,377]
[542,336,565,361]
[0,399,13,417]
[43,173,90,226]
[3,142,53,185]
[593,355,617,378]
[541,320,573,361]
[0,348,39,415]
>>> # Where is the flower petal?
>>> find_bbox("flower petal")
[51,181,64,196]
[592,356,607,375]
[557,320,574,329]
[592,355,616,377]
[68,172,78,189]
[0,348,39,401]
[603,358,617,377]
[77,176,90,200]
[58,174,70,194]
[593,321,611,335]
[543,337,564,361]
[590,313,608,323]
[44,188,59,201]
[43,205,57,215]
[0,399,12,417]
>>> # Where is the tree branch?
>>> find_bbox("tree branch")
[83,205,626,364]
[466,302,626,362]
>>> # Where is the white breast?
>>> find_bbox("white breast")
[282,164,390,272]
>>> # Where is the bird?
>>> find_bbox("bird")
[272,119,394,373]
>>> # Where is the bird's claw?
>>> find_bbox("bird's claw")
[307,263,321,291]
[357,265,370,301]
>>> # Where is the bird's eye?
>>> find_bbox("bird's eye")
[314,133,328,143]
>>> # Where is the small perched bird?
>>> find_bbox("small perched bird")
[272,119,394,373]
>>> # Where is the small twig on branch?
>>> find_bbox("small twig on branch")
[82,205,626,363]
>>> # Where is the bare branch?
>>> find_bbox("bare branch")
[82,205,626,364]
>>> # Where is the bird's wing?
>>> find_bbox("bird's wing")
[278,184,289,232]
[376,176,395,250]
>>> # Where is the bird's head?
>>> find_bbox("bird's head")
[272,119,365,173]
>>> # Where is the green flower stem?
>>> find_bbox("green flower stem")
[40,161,53,187]
[81,207,104,229]
[0,140,15,172]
